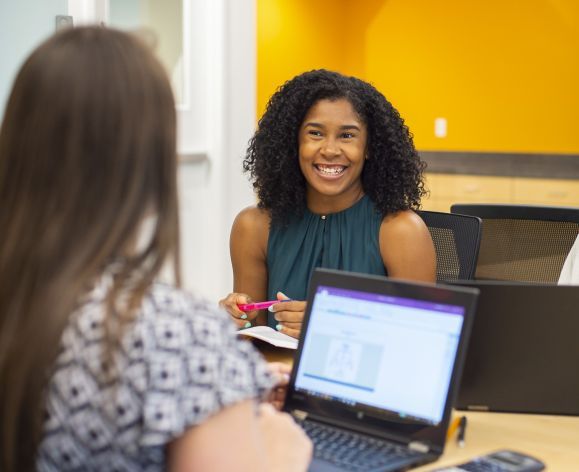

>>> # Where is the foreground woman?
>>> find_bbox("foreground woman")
[0,27,311,471]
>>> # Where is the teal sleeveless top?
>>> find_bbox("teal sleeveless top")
[266,195,386,328]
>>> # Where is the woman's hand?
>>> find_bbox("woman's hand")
[218,292,258,329]
[266,362,292,410]
[270,292,307,339]
[258,403,312,472]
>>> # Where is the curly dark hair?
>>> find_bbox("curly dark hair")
[244,69,427,225]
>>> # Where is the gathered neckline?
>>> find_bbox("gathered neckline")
[305,194,369,218]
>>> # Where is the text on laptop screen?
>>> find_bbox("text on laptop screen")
[294,285,465,424]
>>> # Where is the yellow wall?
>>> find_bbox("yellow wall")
[257,0,345,115]
[257,0,579,154]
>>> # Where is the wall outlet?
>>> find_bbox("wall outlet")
[55,15,74,32]
[434,117,447,138]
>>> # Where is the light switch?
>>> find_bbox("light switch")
[434,117,447,138]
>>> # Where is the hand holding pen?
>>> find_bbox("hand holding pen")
[218,292,262,329]
[219,291,306,337]
[268,292,307,339]
[218,292,293,329]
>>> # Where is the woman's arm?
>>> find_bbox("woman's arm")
[379,210,436,283]
[168,400,262,471]
[219,206,270,326]
[168,400,312,472]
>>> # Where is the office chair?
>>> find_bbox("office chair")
[417,210,482,282]
[451,204,579,283]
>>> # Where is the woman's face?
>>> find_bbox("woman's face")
[298,98,367,208]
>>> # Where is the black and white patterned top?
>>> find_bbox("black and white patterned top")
[37,276,274,471]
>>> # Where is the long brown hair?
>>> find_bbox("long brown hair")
[0,27,180,471]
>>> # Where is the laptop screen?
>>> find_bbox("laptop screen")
[294,284,465,425]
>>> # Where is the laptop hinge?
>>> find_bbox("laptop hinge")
[408,441,430,453]
[291,409,308,421]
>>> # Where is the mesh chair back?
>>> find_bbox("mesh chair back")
[451,204,579,283]
[417,210,482,282]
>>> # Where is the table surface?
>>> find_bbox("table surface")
[258,343,579,471]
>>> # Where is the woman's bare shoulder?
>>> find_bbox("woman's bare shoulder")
[233,205,270,234]
[231,205,271,254]
[380,209,428,235]
[379,209,436,282]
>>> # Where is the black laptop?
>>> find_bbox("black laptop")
[284,269,478,471]
[452,281,579,415]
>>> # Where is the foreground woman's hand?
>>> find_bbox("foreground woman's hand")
[270,292,307,339]
[259,403,312,472]
[266,362,292,410]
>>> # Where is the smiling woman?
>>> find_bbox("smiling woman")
[219,69,436,339]
[299,98,367,213]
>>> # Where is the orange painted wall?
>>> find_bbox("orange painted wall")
[257,0,579,154]
[257,0,346,117]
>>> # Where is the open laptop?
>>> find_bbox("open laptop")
[451,281,579,415]
[284,268,479,471]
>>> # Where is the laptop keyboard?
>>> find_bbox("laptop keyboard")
[297,419,424,471]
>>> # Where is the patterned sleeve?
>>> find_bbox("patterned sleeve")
[131,285,275,447]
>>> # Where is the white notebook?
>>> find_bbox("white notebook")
[238,326,298,350]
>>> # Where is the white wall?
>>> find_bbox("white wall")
[103,0,257,301]
[71,0,258,301]
[2,0,258,303]
[178,0,257,301]
[0,0,68,118]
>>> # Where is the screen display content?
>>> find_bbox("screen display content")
[294,286,465,424]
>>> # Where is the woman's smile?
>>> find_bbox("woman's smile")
[313,163,348,178]
[298,98,367,214]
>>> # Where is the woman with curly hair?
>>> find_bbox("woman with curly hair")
[220,69,435,338]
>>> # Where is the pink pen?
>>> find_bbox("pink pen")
[237,299,291,312]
